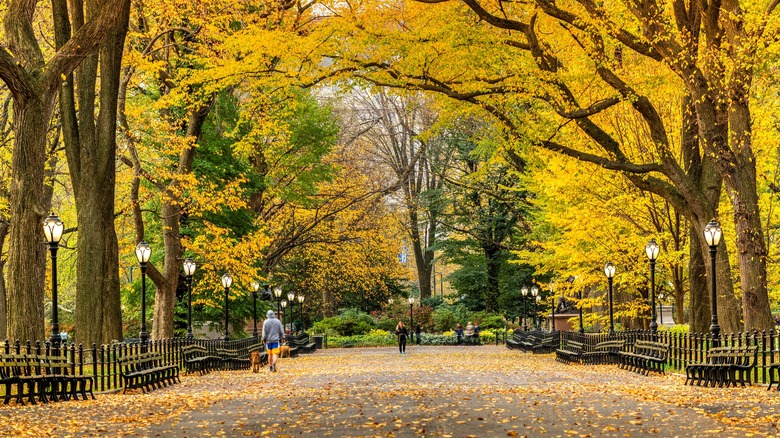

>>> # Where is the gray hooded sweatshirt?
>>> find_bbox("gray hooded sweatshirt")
[262,310,285,343]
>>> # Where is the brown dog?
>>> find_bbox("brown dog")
[250,351,262,373]
[279,345,291,358]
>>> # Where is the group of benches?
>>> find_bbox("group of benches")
[506,330,560,354]
[555,339,670,376]
[1,353,93,405]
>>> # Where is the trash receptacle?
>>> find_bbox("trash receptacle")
[313,335,323,349]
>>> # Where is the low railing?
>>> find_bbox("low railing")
[1,335,261,394]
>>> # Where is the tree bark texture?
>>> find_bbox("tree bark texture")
[0,219,9,340]
[59,0,130,346]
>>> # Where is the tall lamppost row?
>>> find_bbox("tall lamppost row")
[604,261,616,335]
[221,272,232,342]
[43,213,64,346]
[704,220,723,345]
[183,258,196,339]
[646,239,660,332]
[135,241,152,346]
[251,281,260,338]
[521,286,529,331]
[550,283,557,331]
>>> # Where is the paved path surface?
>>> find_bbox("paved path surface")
[3,345,780,437]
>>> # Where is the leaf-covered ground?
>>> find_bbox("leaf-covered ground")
[2,345,780,437]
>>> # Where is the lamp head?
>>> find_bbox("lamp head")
[281,299,287,308]
[297,294,304,303]
[521,286,528,296]
[604,261,616,278]
[287,292,295,301]
[273,286,282,298]
[531,286,539,297]
[183,258,196,277]
[135,241,151,264]
[645,239,660,261]
[388,298,394,304]
[43,213,64,244]
[221,272,232,288]
[704,220,722,247]
[408,297,415,305]
[251,281,260,292]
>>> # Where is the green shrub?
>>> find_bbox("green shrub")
[312,308,376,336]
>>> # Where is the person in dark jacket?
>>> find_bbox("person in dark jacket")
[396,322,408,354]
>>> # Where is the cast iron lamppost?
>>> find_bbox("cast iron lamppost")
[535,295,542,330]
[550,283,557,331]
[658,293,664,325]
[273,286,282,318]
[408,296,415,330]
[531,286,539,330]
[605,261,616,335]
[578,289,585,334]
[646,239,660,332]
[704,219,722,345]
[221,272,232,341]
[183,258,197,339]
[287,291,296,331]
[135,241,152,347]
[280,299,288,330]
[297,294,305,332]
[251,281,260,338]
[43,213,64,347]
[521,286,529,331]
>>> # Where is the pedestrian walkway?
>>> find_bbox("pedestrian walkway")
[2,345,779,436]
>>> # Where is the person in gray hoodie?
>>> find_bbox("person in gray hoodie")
[262,310,285,372]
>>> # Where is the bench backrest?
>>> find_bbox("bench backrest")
[564,340,584,350]
[633,340,669,359]
[594,340,625,352]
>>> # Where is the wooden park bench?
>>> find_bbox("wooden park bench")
[687,345,758,387]
[216,348,251,370]
[582,340,625,365]
[505,330,529,350]
[531,332,560,354]
[120,353,179,394]
[0,354,49,405]
[182,344,221,375]
[287,333,316,354]
[618,340,669,375]
[46,355,94,401]
[555,340,584,364]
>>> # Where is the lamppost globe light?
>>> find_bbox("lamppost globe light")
[183,258,196,277]
[408,297,415,305]
[135,241,151,264]
[287,292,295,302]
[535,295,541,301]
[297,294,304,303]
[281,299,287,308]
[221,272,233,288]
[604,261,616,278]
[704,220,722,247]
[273,286,282,298]
[251,281,260,292]
[645,239,660,261]
[388,298,394,304]
[531,286,539,297]
[521,287,528,296]
[43,213,64,244]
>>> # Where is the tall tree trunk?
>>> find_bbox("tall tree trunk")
[61,0,130,346]
[0,219,9,340]
[7,97,52,342]
[483,244,500,312]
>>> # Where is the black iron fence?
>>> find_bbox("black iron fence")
[560,329,780,383]
[2,335,261,393]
